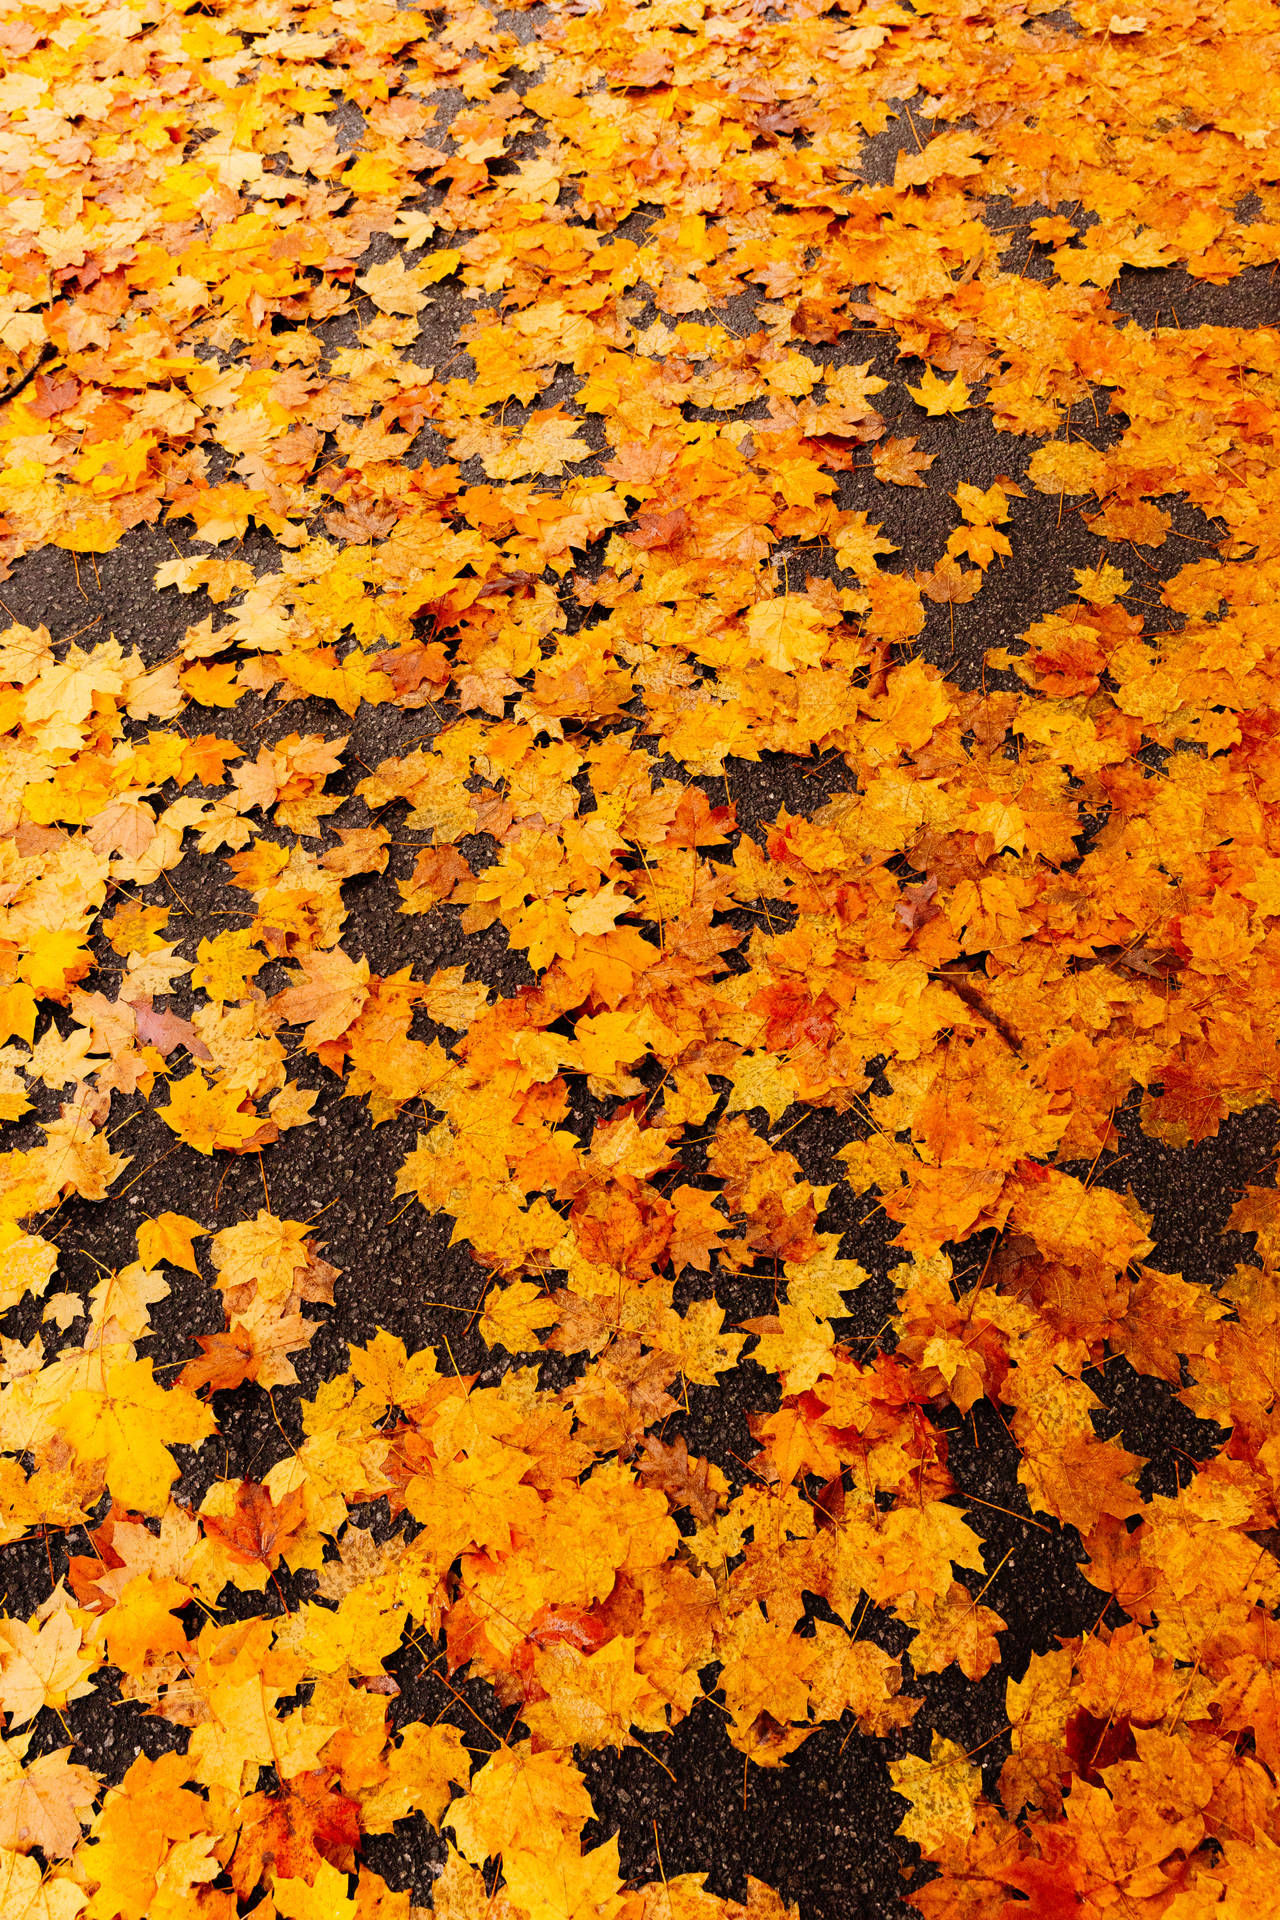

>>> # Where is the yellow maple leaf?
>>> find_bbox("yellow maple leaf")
[135,1213,205,1275]
[743,596,830,671]
[0,1849,86,1920]
[482,410,593,481]
[889,1732,982,1860]
[723,1052,798,1125]
[158,1071,265,1154]
[444,1742,594,1865]
[356,257,437,316]
[502,1837,627,1920]
[906,367,972,416]
[0,1738,96,1859]
[0,1611,98,1729]
[17,932,94,1005]
[360,1722,470,1832]
[57,1359,215,1515]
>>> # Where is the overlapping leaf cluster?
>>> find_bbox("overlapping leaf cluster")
[0,0,1277,1912]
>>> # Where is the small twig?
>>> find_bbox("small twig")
[0,342,57,408]
[959,1493,1052,1535]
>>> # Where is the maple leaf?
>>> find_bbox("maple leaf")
[0,1740,96,1857]
[724,1051,799,1125]
[808,1625,920,1737]
[135,1212,205,1276]
[178,1317,318,1393]
[743,597,830,672]
[832,512,899,580]
[320,828,390,880]
[0,1609,98,1728]
[158,1071,267,1155]
[360,1722,470,1833]
[906,368,972,417]
[1027,440,1103,496]
[57,1359,216,1515]
[906,1581,1007,1683]
[503,1836,628,1920]
[28,372,80,420]
[272,1860,394,1920]
[669,1185,728,1272]
[445,1742,593,1865]
[132,999,209,1060]
[273,950,371,1048]
[324,500,401,545]
[1073,561,1131,606]
[915,557,982,605]
[80,1751,213,1920]
[890,1733,982,1860]
[482,410,593,481]
[872,437,936,486]
[480,1280,560,1355]
[40,1107,131,1202]
[894,130,991,189]
[122,944,193,1000]
[200,1479,309,1579]
[637,1435,725,1524]
[356,257,438,316]
[231,1770,362,1898]
[0,1850,87,1920]
[100,1574,190,1677]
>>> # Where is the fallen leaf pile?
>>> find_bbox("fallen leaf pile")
[0,0,1276,1911]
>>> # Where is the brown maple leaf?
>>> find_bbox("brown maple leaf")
[749,104,802,141]
[200,1479,308,1574]
[230,1768,361,1897]
[323,500,401,544]
[915,556,982,604]
[608,48,672,87]
[872,436,936,486]
[28,370,80,418]
[178,1315,318,1392]
[131,998,212,1060]
[374,641,451,703]
[637,1434,724,1524]
[790,295,848,342]
[628,505,691,551]
[896,874,940,933]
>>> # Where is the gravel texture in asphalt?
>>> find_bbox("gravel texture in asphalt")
[3,6,1279,1914]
